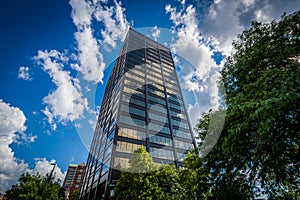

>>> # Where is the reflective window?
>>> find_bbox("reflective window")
[118,127,146,141]
[123,86,145,97]
[107,130,115,143]
[146,60,160,68]
[168,94,182,104]
[177,152,187,162]
[147,82,164,91]
[121,104,145,117]
[149,134,172,146]
[119,115,145,127]
[169,102,182,111]
[114,157,130,169]
[147,64,161,74]
[166,82,179,91]
[148,95,166,105]
[148,102,167,114]
[148,88,165,98]
[104,143,113,159]
[125,79,143,88]
[122,94,145,107]
[174,140,193,150]
[149,123,170,135]
[125,71,144,82]
[150,147,174,160]
[173,129,192,140]
[171,119,189,129]
[149,112,169,124]
[147,75,163,84]
[146,67,162,79]
[101,159,110,175]
[116,141,143,153]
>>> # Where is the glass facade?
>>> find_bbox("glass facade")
[80,28,195,200]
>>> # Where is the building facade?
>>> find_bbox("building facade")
[63,163,86,200]
[80,28,195,200]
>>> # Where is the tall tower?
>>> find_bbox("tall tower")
[80,28,195,200]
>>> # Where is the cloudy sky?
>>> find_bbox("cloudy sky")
[0,0,299,193]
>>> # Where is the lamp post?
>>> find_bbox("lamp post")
[47,163,56,183]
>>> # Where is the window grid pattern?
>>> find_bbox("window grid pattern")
[116,141,144,153]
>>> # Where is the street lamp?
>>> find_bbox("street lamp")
[47,163,56,183]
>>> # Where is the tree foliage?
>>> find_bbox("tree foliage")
[112,147,185,200]
[187,11,300,199]
[5,172,65,200]
[221,10,300,194]
[71,189,80,200]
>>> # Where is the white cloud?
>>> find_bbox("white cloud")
[187,102,200,132]
[166,4,221,125]
[28,158,66,183]
[72,26,106,83]
[151,26,161,41]
[69,0,92,27]
[94,0,130,49]
[69,0,129,83]
[18,66,32,81]
[0,99,65,192]
[34,50,89,130]
[201,0,300,55]
[0,100,29,193]
[69,0,105,83]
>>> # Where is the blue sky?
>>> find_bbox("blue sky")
[0,0,299,193]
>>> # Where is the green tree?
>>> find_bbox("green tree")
[179,151,210,200]
[71,189,80,200]
[193,111,254,199]
[221,10,300,197]
[5,172,65,200]
[191,10,300,193]
[112,147,185,200]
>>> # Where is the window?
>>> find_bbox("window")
[173,129,192,140]
[116,141,143,153]
[168,94,182,104]
[169,102,182,111]
[147,74,163,84]
[171,119,189,129]
[149,112,169,124]
[146,67,162,79]
[119,115,145,127]
[101,159,110,175]
[125,79,143,88]
[146,60,160,68]
[107,130,115,143]
[174,140,193,150]
[149,134,172,146]
[149,123,170,135]
[148,94,166,105]
[166,82,179,91]
[150,147,174,160]
[148,102,167,114]
[146,64,161,73]
[104,143,113,159]
[147,86,165,98]
[177,152,187,162]
[122,94,145,107]
[125,71,144,82]
[121,104,145,117]
[114,157,130,169]
[123,86,145,98]
[118,127,146,141]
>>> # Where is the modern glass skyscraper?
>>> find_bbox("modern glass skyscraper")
[80,28,195,200]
